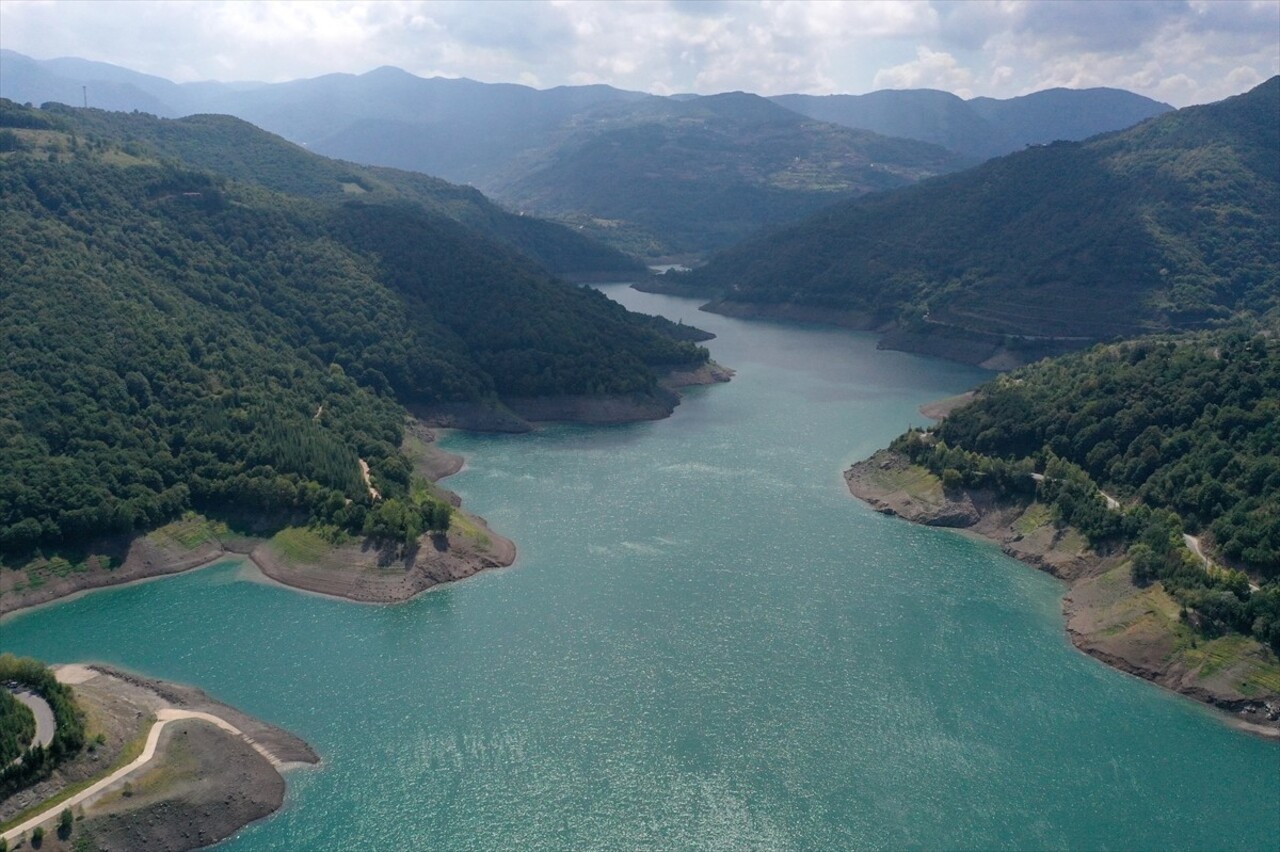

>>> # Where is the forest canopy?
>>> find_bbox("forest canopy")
[888,325,1280,650]
[0,100,707,555]
[689,78,1279,343]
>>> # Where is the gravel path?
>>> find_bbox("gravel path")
[1,708,280,843]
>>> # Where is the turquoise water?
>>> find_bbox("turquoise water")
[2,286,1277,849]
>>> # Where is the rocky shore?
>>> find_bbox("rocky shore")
[845,448,1280,737]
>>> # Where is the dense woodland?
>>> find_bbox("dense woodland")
[690,78,1279,342]
[0,690,35,767]
[891,326,1280,650]
[26,102,644,276]
[491,92,966,256]
[0,100,708,555]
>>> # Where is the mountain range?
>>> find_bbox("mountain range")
[0,50,1173,258]
[684,78,1279,367]
[772,87,1172,160]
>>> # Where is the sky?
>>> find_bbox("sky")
[1,0,1277,106]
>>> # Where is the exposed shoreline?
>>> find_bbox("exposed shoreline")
[1,361,733,619]
[628,283,1087,371]
[409,360,733,433]
[0,425,513,618]
[844,448,1280,738]
[1,664,318,851]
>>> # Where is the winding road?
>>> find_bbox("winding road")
[1,708,282,843]
[8,690,54,755]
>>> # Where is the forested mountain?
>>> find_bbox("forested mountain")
[224,75,966,257]
[3,51,1175,261]
[484,92,966,256]
[0,53,970,257]
[967,87,1172,153]
[891,325,1280,648]
[688,78,1279,366]
[773,87,1171,160]
[35,103,641,276]
[0,100,708,554]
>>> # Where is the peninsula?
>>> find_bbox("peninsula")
[845,328,1280,736]
[1,659,318,851]
[0,423,511,617]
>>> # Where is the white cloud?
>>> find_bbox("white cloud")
[0,0,1275,104]
[872,47,975,96]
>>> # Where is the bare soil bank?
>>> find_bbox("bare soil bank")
[0,425,512,617]
[845,449,1280,737]
[1,664,317,852]
[251,510,515,605]
[410,362,733,432]
[0,358,734,614]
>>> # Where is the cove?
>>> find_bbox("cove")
[2,285,1276,850]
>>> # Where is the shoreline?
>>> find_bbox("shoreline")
[0,425,513,619]
[844,448,1280,738]
[1,360,733,618]
[409,360,733,433]
[658,291,1087,371]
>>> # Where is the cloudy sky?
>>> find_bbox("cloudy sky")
[1,0,1276,106]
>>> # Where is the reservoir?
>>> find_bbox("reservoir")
[2,285,1276,849]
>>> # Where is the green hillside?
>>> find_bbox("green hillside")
[488,92,968,257]
[888,325,1280,649]
[26,103,642,276]
[689,79,1279,362]
[0,101,707,554]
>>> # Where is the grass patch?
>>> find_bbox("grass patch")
[1180,634,1280,693]
[146,514,228,550]
[869,463,943,503]
[1013,502,1053,535]
[98,148,154,168]
[268,527,332,564]
[449,512,490,549]
[1055,528,1088,555]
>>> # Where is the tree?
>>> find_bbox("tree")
[58,808,73,840]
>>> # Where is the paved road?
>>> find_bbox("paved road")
[9,689,55,752]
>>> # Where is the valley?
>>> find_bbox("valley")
[0,32,1276,852]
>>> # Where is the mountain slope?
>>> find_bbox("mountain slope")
[969,87,1174,151]
[0,54,970,259]
[688,78,1279,366]
[773,86,1172,160]
[0,100,708,554]
[35,103,641,275]
[772,89,1006,159]
[484,91,968,256]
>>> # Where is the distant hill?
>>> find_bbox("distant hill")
[0,52,971,258]
[687,78,1279,367]
[196,72,968,257]
[772,86,1172,160]
[0,99,707,553]
[483,91,967,256]
[35,104,641,276]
